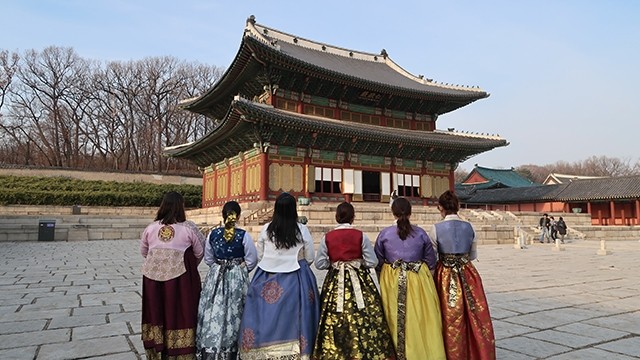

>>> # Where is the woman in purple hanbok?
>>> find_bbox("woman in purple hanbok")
[375,197,446,360]
[239,193,320,359]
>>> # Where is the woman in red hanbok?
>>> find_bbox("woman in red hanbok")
[430,190,496,360]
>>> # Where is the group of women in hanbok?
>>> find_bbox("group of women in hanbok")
[140,190,495,360]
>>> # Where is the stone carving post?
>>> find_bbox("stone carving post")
[597,239,611,255]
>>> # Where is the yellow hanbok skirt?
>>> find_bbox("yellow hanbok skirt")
[379,263,446,360]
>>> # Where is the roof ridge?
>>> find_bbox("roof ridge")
[244,15,485,94]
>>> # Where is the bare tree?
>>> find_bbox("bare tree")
[454,167,469,183]
[0,45,223,173]
[0,50,19,114]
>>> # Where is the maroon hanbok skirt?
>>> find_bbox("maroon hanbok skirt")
[142,246,201,359]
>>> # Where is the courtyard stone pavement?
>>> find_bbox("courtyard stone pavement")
[0,239,638,359]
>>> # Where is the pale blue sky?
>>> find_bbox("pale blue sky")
[3,0,639,171]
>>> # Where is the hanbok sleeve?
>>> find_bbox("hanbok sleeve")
[256,224,268,262]
[186,221,205,263]
[140,224,151,258]
[421,229,437,274]
[203,232,214,266]
[361,233,378,269]
[300,224,315,264]
[314,235,330,270]
[428,224,439,261]
[243,231,258,272]
[469,225,478,261]
[374,231,385,271]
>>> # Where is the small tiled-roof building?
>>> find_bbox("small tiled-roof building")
[543,173,604,185]
[461,175,640,226]
[457,165,538,191]
[165,16,508,207]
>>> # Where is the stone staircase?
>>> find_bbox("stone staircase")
[2,204,639,244]
[0,205,155,242]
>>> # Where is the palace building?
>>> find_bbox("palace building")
[165,16,508,207]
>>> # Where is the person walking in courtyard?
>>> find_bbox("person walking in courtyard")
[430,190,496,360]
[549,216,558,242]
[196,201,257,359]
[557,216,568,243]
[539,213,551,243]
[313,202,396,360]
[140,191,205,359]
[375,197,446,360]
[239,192,320,359]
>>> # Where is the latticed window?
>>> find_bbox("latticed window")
[341,111,380,125]
[303,104,334,118]
[275,98,298,112]
[314,167,341,194]
[396,173,420,197]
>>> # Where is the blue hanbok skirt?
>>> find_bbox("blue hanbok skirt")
[196,259,249,359]
[239,260,320,359]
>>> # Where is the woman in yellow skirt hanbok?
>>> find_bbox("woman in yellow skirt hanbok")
[374,197,446,360]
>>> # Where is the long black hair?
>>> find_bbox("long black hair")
[267,193,302,249]
[391,197,413,240]
[155,191,186,225]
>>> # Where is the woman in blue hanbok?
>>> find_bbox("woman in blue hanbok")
[196,201,257,359]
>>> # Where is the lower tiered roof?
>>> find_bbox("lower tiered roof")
[165,97,508,167]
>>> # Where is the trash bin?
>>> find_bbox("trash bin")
[38,220,56,241]
[72,205,81,215]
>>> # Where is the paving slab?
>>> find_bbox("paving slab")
[0,239,638,359]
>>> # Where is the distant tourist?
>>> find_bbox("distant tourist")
[430,190,496,359]
[313,202,395,359]
[239,192,320,359]
[375,197,446,359]
[539,213,551,243]
[140,191,205,359]
[389,189,399,207]
[557,216,568,243]
[196,201,257,359]
[549,216,558,241]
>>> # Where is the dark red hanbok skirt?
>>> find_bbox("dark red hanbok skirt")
[142,246,201,359]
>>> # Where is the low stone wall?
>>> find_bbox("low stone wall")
[0,205,157,216]
[0,215,150,242]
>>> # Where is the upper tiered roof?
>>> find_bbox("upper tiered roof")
[180,16,489,119]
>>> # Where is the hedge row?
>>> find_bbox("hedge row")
[0,175,202,207]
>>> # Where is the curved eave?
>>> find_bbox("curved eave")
[166,98,507,168]
[245,36,487,103]
[180,23,489,118]
[179,41,257,117]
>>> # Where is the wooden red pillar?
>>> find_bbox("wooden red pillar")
[609,201,615,226]
[259,152,269,201]
[304,154,312,199]
[226,166,232,202]
[636,199,640,225]
[241,157,247,200]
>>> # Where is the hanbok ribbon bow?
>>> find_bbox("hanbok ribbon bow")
[331,260,365,312]
[440,254,475,310]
